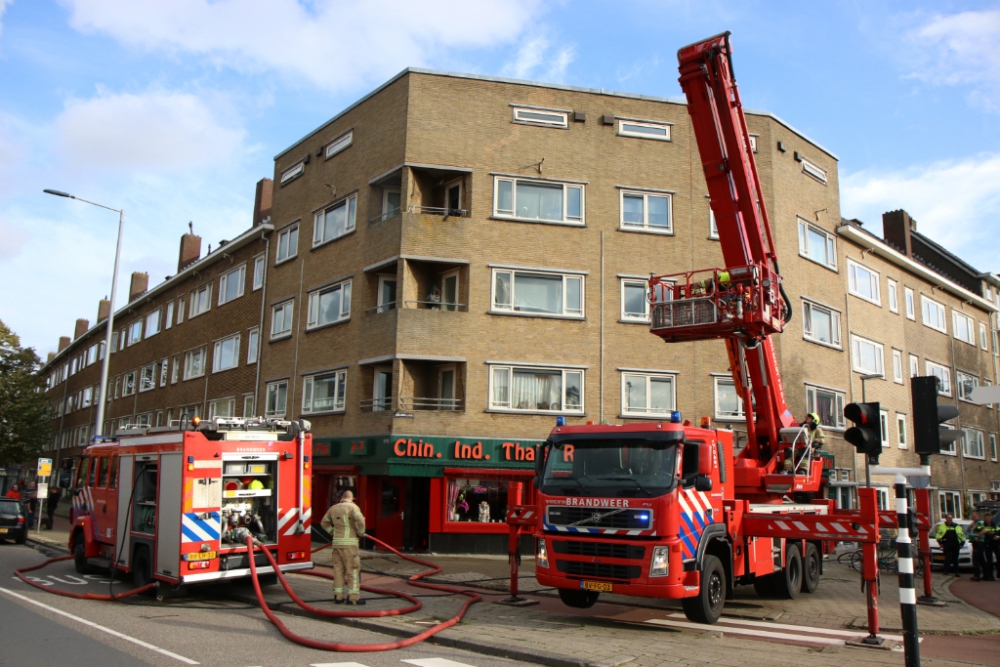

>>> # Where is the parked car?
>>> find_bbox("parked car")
[928,519,973,571]
[0,498,27,544]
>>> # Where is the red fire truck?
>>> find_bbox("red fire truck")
[519,33,919,625]
[69,417,314,592]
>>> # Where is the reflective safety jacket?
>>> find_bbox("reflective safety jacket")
[321,500,366,546]
[933,522,966,546]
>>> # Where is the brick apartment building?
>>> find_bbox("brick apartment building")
[33,69,1000,551]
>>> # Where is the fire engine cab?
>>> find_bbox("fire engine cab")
[69,417,314,592]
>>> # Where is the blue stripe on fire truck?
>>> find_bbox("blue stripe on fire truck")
[678,489,713,560]
[181,512,221,543]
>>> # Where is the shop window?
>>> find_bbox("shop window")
[446,477,509,523]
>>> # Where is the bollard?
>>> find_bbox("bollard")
[894,475,921,666]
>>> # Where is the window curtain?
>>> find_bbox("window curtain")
[512,370,561,410]
[446,479,461,521]
[515,274,562,313]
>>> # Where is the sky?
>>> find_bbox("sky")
[1,0,998,357]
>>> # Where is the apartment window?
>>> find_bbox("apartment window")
[87,344,98,366]
[493,177,584,225]
[985,379,995,408]
[253,255,265,290]
[617,119,671,141]
[799,156,828,184]
[798,220,836,269]
[511,106,567,128]
[897,414,908,449]
[714,378,745,420]
[488,365,584,414]
[952,311,974,345]
[806,385,845,429]
[208,398,236,419]
[372,367,392,412]
[325,130,352,158]
[145,308,162,338]
[892,349,903,384]
[909,354,919,378]
[980,322,989,351]
[160,357,168,387]
[183,347,207,380]
[265,381,288,418]
[620,190,671,233]
[117,328,126,350]
[621,372,675,417]
[177,297,185,324]
[219,264,246,305]
[925,360,952,396]
[136,363,154,393]
[114,376,121,399]
[621,279,650,322]
[381,188,401,218]
[243,394,255,418]
[940,425,958,455]
[276,224,299,263]
[964,428,985,459]
[879,410,890,449]
[850,335,884,375]
[314,194,357,246]
[280,161,304,184]
[127,320,143,346]
[445,180,462,214]
[111,331,119,353]
[847,260,880,305]
[171,355,180,384]
[247,327,259,364]
[492,269,584,317]
[122,370,136,396]
[377,275,397,313]
[802,300,841,347]
[303,370,347,414]
[307,280,352,328]
[875,488,890,511]
[441,269,460,311]
[165,301,174,329]
[887,280,898,313]
[991,434,997,462]
[81,386,93,408]
[957,371,977,402]
[939,490,962,519]
[190,284,212,318]
[921,295,946,333]
[213,334,240,372]
[271,300,294,338]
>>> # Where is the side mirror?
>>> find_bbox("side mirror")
[534,442,549,477]
[698,442,714,476]
[695,475,713,492]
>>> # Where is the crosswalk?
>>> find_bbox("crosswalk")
[309,659,479,667]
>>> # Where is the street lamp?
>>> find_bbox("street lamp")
[44,189,124,441]
[859,372,884,487]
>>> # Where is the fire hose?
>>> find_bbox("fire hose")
[14,555,156,600]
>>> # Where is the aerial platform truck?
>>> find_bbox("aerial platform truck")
[506,33,931,631]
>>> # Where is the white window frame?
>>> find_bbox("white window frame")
[897,414,908,449]
[143,309,161,339]
[617,118,671,141]
[183,347,207,380]
[492,268,584,318]
[307,280,352,329]
[171,355,180,384]
[252,255,265,290]
[892,349,903,384]
[190,284,212,318]
[938,490,962,520]
[271,300,294,339]
[511,106,567,128]
[492,176,585,225]
[801,299,842,348]
[324,130,352,158]
[276,224,299,264]
[921,295,947,333]
[377,274,397,313]
[850,334,884,376]
[904,287,915,320]
[280,161,304,184]
[925,360,952,396]
[302,370,348,414]
[805,384,846,429]
[957,371,978,402]
[620,278,650,322]
[487,364,584,414]
[952,310,975,345]
[800,156,828,184]
[372,366,392,412]
[619,190,673,233]
[621,372,676,418]
[440,269,460,312]
[243,394,255,418]
[847,259,880,305]
[208,398,236,419]
[909,354,919,378]
[127,320,142,346]
[160,357,168,387]
[381,188,401,218]
[963,428,986,460]
[122,370,136,397]
[218,264,246,306]
[714,377,745,421]
[247,327,259,365]
[265,381,288,418]
[165,301,174,329]
[177,297,185,324]
[991,434,997,462]
[313,194,357,247]
[980,321,989,351]
[879,410,890,449]
[213,334,241,373]
[887,280,898,313]
[709,207,718,239]
[798,219,837,270]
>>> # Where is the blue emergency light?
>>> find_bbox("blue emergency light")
[556,416,566,427]
[670,411,682,423]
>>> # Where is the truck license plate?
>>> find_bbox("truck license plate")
[580,580,613,592]
[187,551,217,561]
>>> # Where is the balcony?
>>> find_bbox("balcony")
[397,396,464,411]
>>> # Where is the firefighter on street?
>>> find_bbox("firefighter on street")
[321,490,366,604]
[933,514,966,577]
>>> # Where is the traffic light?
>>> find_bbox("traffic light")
[911,376,960,456]
[844,401,881,462]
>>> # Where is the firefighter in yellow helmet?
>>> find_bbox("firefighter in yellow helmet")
[804,412,825,450]
[320,490,366,604]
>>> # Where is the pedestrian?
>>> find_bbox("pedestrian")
[933,514,966,577]
[45,485,61,530]
[4,484,19,500]
[969,512,986,581]
[320,490,366,605]
[984,514,1000,581]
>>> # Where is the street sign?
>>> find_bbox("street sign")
[971,385,1000,405]
[37,458,52,477]
[36,482,48,499]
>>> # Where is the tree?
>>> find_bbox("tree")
[0,320,54,467]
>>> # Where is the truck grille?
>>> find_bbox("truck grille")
[557,560,641,580]
[552,540,645,560]
[546,507,652,530]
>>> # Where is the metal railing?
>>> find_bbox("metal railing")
[360,398,392,412]
[397,397,464,411]
[403,300,467,311]
[365,302,398,314]
[369,208,402,223]
[406,205,469,219]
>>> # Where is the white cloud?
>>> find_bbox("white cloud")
[56,90,245,172]
[906,10,1000,112]
[0,0,11,37]
[841,153,1000,270]
[61,0,540,92]
[502,33,575,83]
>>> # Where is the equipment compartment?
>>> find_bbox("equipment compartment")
[220,460,277,546]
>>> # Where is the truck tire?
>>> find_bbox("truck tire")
[558,588,600,609]
[73,534,91,574]
[771,543,802,599]
[682,554,725,624]
[132,547,154,593]
[802,543,820,594]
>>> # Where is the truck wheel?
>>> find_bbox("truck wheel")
[682,554,725,624]
[132,547,154,593]
[772,544,802,599]
[802,543,820,594]
[73,537,91,574]
[558,588,600,609]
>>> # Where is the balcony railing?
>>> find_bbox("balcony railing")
[369,208,402,223]
[360,398,392,412]
[407,205,469,219]
[397,397,464,411]
[403,300,467,311]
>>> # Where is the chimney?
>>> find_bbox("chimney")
[97,299,110,322]
[178,231,202,272]
[253,178,273,226]
[882,210,914,258]
[74,318,90,340]
[47,352,56,363]
[128,272,149,302]
[58,336,71,352]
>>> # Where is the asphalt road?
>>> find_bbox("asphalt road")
[0,542,534,667]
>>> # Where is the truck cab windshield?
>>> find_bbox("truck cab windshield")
[540,436,679,498]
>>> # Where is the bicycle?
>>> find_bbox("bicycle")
[838,540,924,575]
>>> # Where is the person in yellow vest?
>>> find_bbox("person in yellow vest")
[320,490,366,604]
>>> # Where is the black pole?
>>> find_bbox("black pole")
[895,478,920,666]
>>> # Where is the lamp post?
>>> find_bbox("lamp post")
[44,189,123,441]
[859,372,884,487]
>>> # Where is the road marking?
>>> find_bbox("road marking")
[403,659,480,667]
[664,612,912,642]
[645,618,844,645]
[309,663,370,667]
[0,586,200,664]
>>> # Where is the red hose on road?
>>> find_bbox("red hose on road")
[246,535,483,652]
[14,555,156,600]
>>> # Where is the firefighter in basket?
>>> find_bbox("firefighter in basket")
[321,490,367,605]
